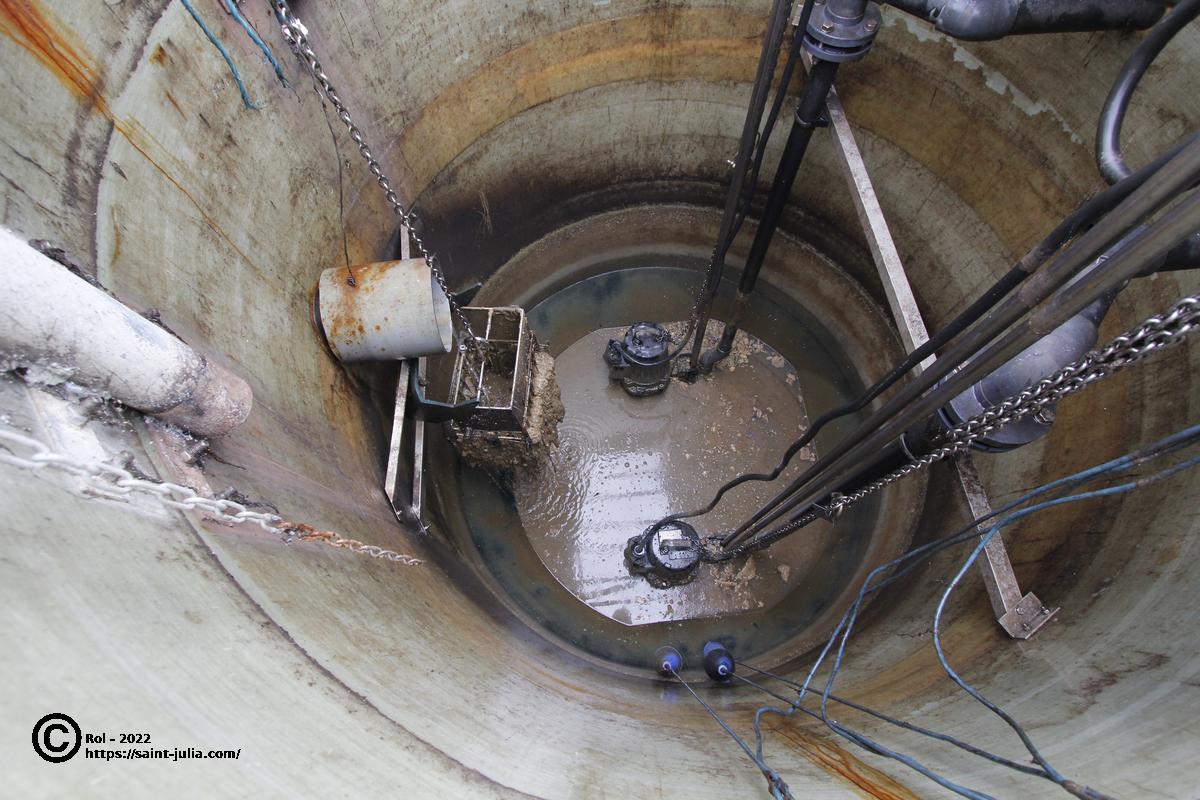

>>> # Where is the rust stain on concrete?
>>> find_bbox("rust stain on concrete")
[397,8,767,193]
[164,89,186,119]
[0,0,266,276]
[773,723,923,800]
[0,0,110,112]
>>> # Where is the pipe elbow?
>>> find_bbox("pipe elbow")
[930,0,1019,41]
[890,0,1166,40]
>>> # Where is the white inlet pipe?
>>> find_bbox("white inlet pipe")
[317,258,455,361]
[0,228,252,437]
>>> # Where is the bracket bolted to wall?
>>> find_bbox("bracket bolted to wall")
[385,358,430,529]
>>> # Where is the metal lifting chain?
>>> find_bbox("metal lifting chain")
[828,294,1200,514]
[0,425,422,566]
[682,247,724,355]
[705,295,1200,559]
[270,0,481,349]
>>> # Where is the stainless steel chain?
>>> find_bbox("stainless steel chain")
[271,0,481,349]
[827,295,1200,513]
[679,245,725,361]
[0,425,422,566]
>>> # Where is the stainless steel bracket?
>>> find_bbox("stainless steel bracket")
[385,357,429,531]
[810,56,1057,638]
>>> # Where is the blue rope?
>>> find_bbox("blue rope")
[179,0,261,110]
[744,422,1200,799]
[932,449,1200,789]
[222,0,289,88]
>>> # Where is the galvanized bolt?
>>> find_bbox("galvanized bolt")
[1035,406,1056,425]
[865,19,878,32]
[183,440,210,465]
[821,20,834,31]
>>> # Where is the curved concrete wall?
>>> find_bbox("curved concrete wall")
[2,1,1198,797]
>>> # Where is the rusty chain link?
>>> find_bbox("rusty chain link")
[0,426,422,566]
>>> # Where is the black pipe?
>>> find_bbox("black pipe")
[909,293,1117,454]
[686,0,797,371]
[742,187,1200,545]
[1097,0,1200,184]
[698,59,841,373]
[721,135,1200,548]
[887,0,1164,41]
[741,293,1116,540]
[656,132,1197,557]
[1096,0,1200,269]
[1160,237,1200,271]
[726,16,810,256]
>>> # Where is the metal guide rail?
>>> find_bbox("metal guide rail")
[806,51,1056,638]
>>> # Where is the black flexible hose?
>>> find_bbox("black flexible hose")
[685,0,799,367]
[726,11,810,251]
[742,172,1200,545]
[1096,0,1200,268]
[1096,0,1200,184]
[607,0,802,369]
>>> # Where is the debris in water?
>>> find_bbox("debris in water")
[451,346,564,473]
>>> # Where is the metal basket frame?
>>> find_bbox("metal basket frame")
[448,307,536,435]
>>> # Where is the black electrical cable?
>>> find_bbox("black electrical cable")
[604,0,798,371]
[688,0,801,369]
[728,143,1200,549]
[723,3,814,254]
[1096,0,1200,184]
[642,139,1196,550]
[1096,0,1200,270]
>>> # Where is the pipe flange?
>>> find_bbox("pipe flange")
[804,1,882,62]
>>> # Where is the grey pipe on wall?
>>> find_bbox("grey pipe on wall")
[886,0,1165,41]
[0,229,253,437]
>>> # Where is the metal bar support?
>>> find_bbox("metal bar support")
[810,56,1057,638]
[384,357,428,530]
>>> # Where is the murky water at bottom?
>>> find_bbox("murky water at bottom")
[514,323,827,626]
[432,266,890,672]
